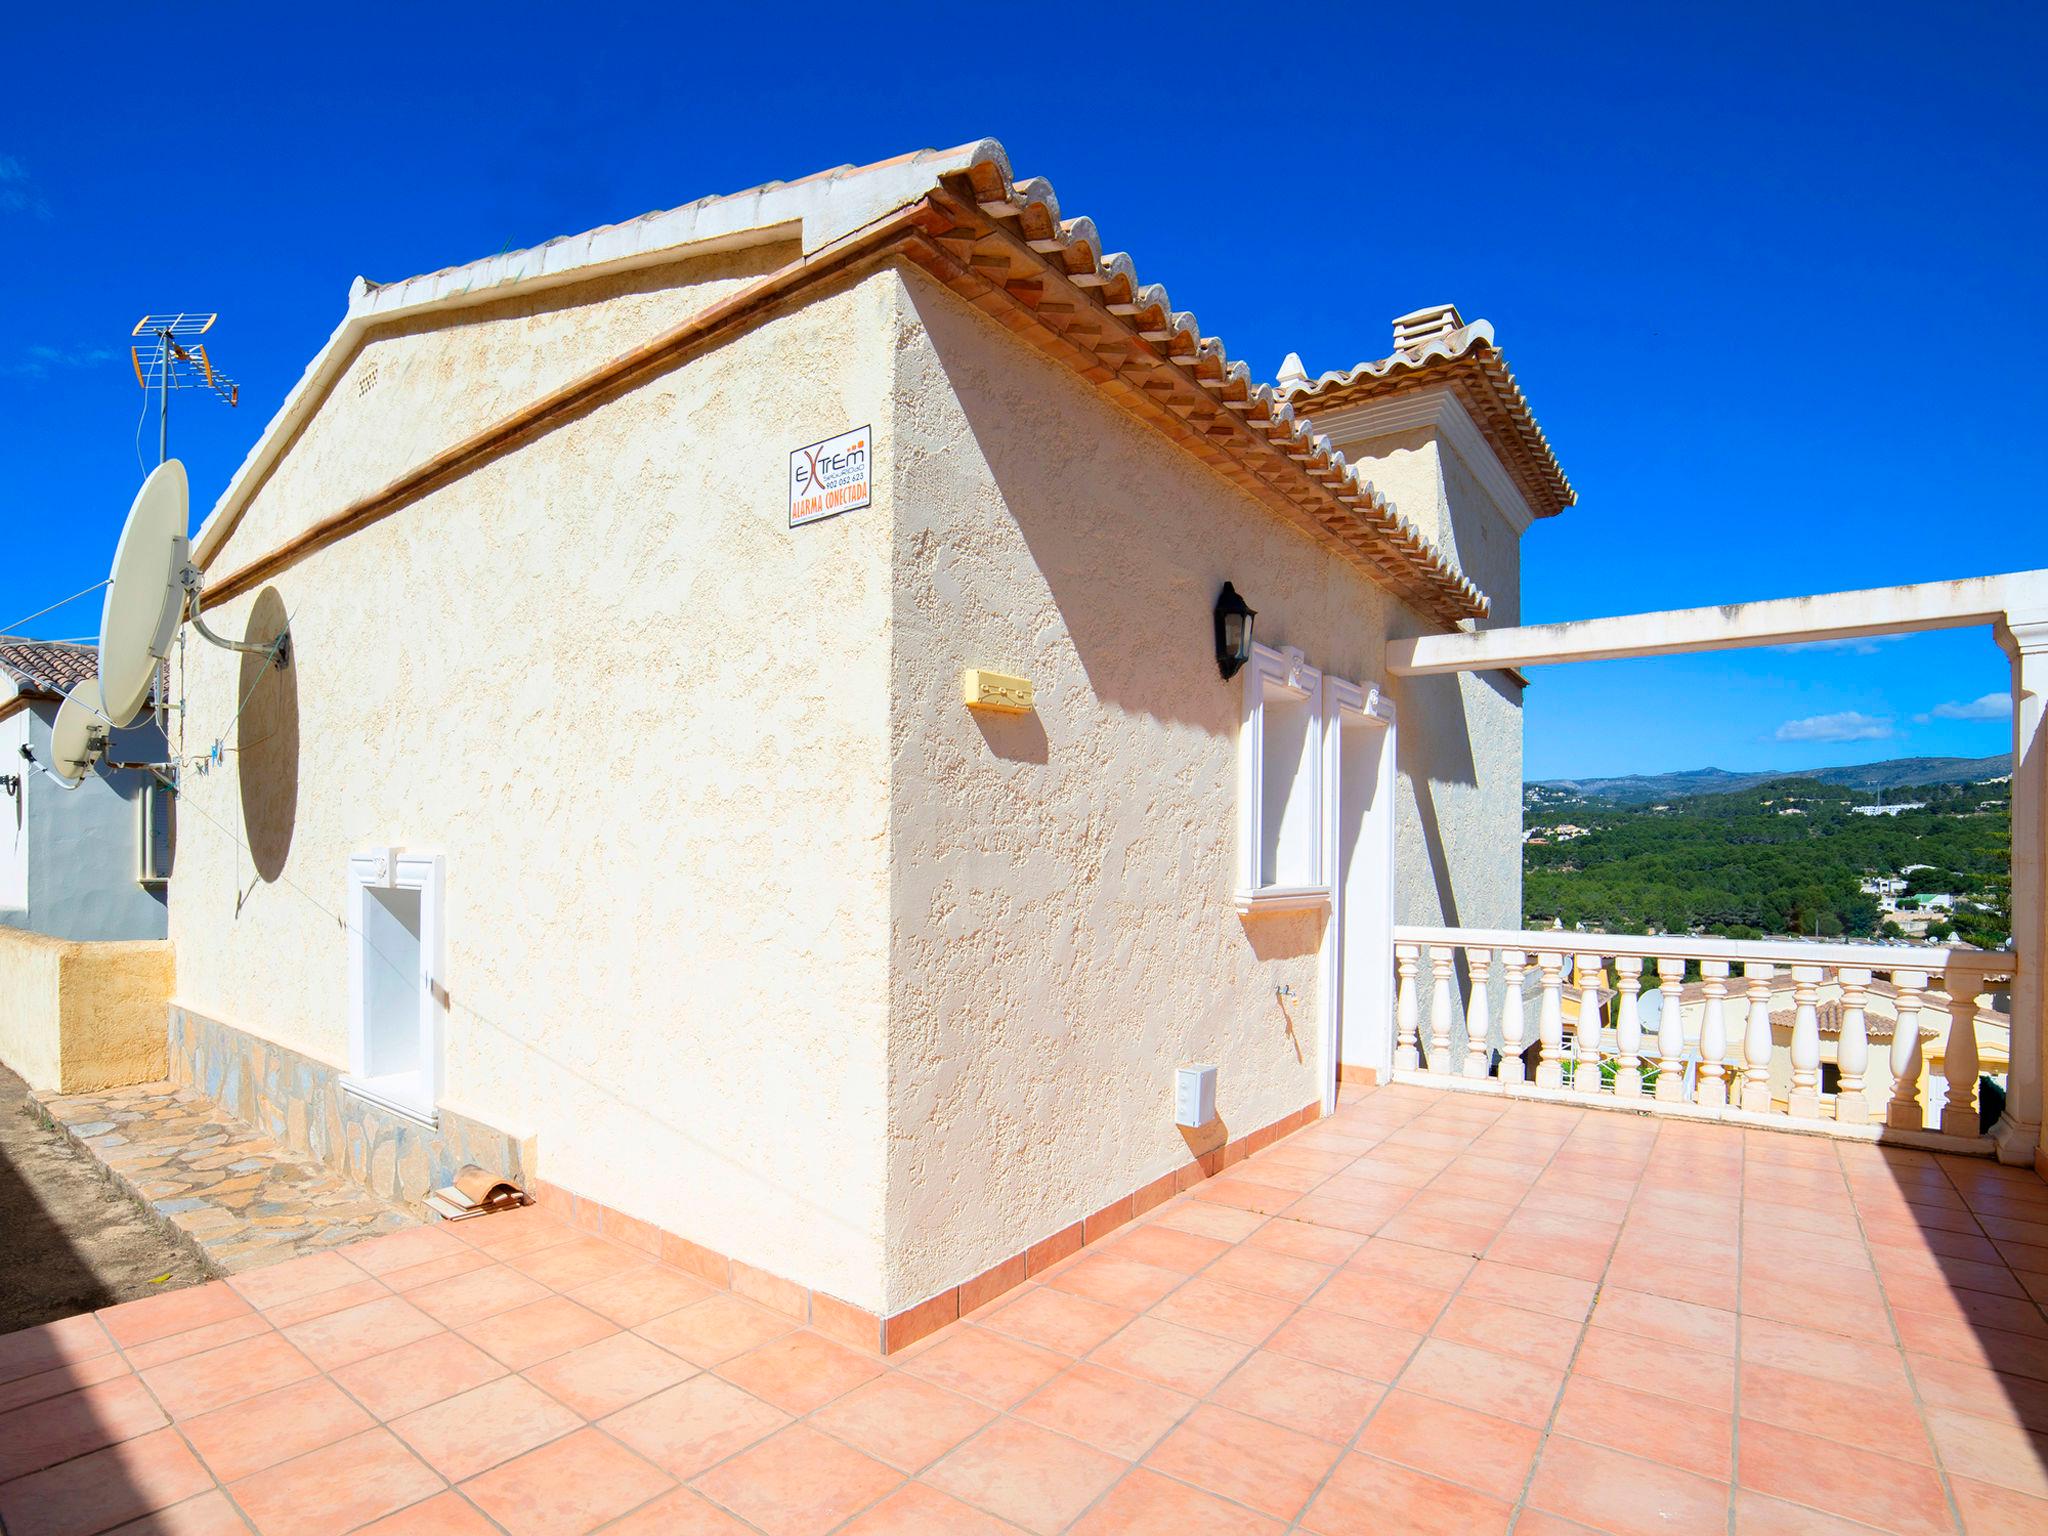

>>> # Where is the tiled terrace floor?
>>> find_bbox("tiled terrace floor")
[4,1084,2048,1535]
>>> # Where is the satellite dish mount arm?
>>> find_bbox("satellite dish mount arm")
[180,564,289,669]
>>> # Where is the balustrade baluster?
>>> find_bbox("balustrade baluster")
[1464,948,1494,1078]
[1574,954,1605,1095]
[1941,967,1982,1137]
[1614,957,1644,1098]
[1788,965,1824,1118]
[1394,944,1421,1072]
[1741,962,1776,1113]
[1428,947,1456,1075]
[1536,953,1566,1089]
[1655,958,1688,1102]
[1697,960,1730,1109]
[1835,967,1871,1124]
[1498,951,1528,1084]
[1887,970,1929,1131]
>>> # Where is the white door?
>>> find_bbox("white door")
[1322,686,1396,1109]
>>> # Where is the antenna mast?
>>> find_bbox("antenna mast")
[130,313,238,464]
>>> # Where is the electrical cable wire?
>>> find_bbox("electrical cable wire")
[0,579,111,640]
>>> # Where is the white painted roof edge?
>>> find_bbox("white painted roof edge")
[192,139,1011,567]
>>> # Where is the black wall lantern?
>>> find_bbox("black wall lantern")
[1214,581,1256,680]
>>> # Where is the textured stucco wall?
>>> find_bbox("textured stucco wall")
[0,927,171,1092]
[877,268,1519,1310]
[2,705,168,943]
[172,254,897,1307]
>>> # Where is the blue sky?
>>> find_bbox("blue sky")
[3,3,2041,780]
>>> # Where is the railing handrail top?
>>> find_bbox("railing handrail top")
[1392,924,2017,975]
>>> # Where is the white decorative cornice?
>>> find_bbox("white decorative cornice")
[1305,387,1536,536]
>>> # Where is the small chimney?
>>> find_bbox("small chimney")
[1391,304,1465,354]
[1276,351,1309,389]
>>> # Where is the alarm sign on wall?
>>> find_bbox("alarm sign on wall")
[789,426,873,528]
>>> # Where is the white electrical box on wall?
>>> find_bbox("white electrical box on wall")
[1176,1064,1218,1128]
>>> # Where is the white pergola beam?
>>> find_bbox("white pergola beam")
[1387,571,2048,676]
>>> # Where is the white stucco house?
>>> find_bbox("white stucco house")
[163,139,1572,1349]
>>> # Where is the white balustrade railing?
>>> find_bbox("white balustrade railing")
[1391,926,2019,1139]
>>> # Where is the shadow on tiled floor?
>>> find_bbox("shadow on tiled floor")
[2,1082,2046,1533]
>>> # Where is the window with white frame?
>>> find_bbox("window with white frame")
[344,848,446,1126]
[1236,643,1326,907]
[136,781,174,885]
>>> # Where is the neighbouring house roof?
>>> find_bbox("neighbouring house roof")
[1277,304,1574,522]
[0,639,98,700]
[194,141,1492,628]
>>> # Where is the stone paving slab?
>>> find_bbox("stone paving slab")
[35,1080,418,1275]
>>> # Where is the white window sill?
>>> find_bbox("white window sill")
[1233,886,1332,916]
[341,1072,440,1130]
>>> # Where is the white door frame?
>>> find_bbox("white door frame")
[1321,684,1397,1111]
[344,847,446,1127]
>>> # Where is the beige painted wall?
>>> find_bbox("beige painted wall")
[878,269,1524,1310]
[173,255,898,1308]
[0,928,172,1092]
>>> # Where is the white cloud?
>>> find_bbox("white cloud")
[1774,711,1894,743]
[1916,691,2011,723]
[0,154,50,220]
[1774,634,1904,656]
[0,344,114,380]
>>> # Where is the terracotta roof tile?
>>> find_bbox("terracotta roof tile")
[0,640,98,699]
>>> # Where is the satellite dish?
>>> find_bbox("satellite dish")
[99,459,190,728]
[48,681,110,789]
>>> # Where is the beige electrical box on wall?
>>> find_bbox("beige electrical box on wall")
[962,669,1035,714]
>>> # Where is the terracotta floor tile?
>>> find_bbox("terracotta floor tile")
[1145,1276,1294,1345]
[981,1285,1132,1355]
[690,1423,899,1536]
[1484,1229,1615,1282]
[925,1417,1126,1536]
[0,1427,214,1536]
[98,1283,253,1351]
[1739,1360,1930,1462]
[1199,1243,1333,1302]
[389,1374,583,1482]
[1263,1305,1422,1384]
[1358,1388,1539,1501]
[1300,1451,1514,1536]
[332,1331,509,1420]
[601,1374,790,1478]
[1069,1467,1282,1534]
[715,1328,882,1414]
[1738,1315,1910,1392]
[405,1266,553,1329]
[1010,1360,1193,1460]
[459,1294,615,1371]
[229,1427,444,1536]
[1396,1334,1563,1429]
[227,1250,371,1313]
[1528,1434,1731,1536]
[462,1425,675,1535]
[283,1295,445,1371]
[1086,1314,1251,1396]
[183,1374,374,1481]
[809,1372,995,1472]
[1461,1259,1598,1323]
[1108,1223,1232,1274]
[343,1225,474,1278]
[1575,1327,1737,1411]
[1043,1253,1185,1311]
[1308,1270,1453,1332]
[1591,1286,1739,1356]
[1145,1201,1266,1243]
[567,1263,713,1327]
[1923,1406,2048,1498]
[635,1293,795,1367]
[262,1277,394,1331]
[834,1482,1026,1535]
[506,1234,651,1294]
[521,1329,694,1419]
[0,1352,132,1417]
[1736,1418,1951,1536]
[140,1331,319,1420]
[1731,1488,1896,1535]
[1344,1235,1479,1291]
[449,1206,576,1259]
[375,1251,497,1300]
[0,1375,170,1491]
[1552,1374,1732,1481]
[1906,1350,2048,1434]
[0,1314,116,1387]
[1245,1216,1365,1266]
[1949,1474,2048,1536]
[1194,1175,1301,1214]
[600,1485,758,1535]
[1433,1293,1579,1371]
[121,1315,274,1376]
[102,1487,259,1535]
[351,1489,502,1534]
[901,1324,1068,1408]
[1210,1347,1383,1442]
[1144,1401,1341,1521]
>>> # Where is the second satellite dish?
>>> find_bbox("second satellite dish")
[48,681,110,788]
[99,459,190,728]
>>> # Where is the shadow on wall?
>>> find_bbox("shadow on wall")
[1392,668,1500,930]
[237,587,298,884]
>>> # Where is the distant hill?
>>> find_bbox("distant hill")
[1531,754,2010,804]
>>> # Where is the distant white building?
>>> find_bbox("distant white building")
[1852,802,1925,817]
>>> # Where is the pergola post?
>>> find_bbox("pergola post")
[1994,614,2048,1169]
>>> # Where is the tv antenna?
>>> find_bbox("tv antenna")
[131,313,238,465]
